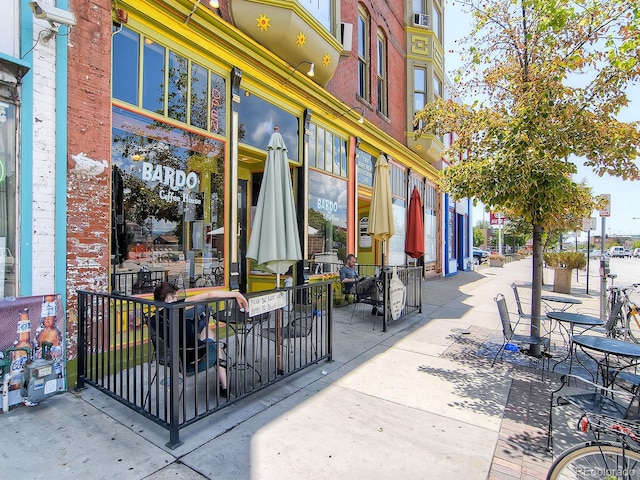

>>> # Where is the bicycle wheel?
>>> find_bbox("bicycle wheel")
[626,304,640,344]
[194,276,207,287]
[547,441,640,480]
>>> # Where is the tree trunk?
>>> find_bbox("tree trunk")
[529,223,544,357]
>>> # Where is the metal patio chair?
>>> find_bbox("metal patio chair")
[492,293,550,368]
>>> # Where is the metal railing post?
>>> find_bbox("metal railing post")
[166,305,182,449]
[76,291,87,390]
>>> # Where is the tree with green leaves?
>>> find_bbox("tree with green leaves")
[416,0,640,355]
[473,227,485,247]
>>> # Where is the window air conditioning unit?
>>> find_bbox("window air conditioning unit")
[340,22,353,54]
[413,13,430,28]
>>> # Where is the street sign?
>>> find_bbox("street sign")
[599,194,611,217]
[582,217,597,231]
[490,211,505,226]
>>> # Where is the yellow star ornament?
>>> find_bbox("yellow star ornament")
[257,14,270,32]
[322,54,331,67]
[296,32,307,47]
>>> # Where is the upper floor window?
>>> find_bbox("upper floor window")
[432,3,442,43]
[376,30,388,116]
[433,74,442,100]
[413,67,427,130]
[357,6,370,100]
[299,0,335,33]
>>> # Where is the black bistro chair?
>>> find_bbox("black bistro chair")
[492,293,550,369]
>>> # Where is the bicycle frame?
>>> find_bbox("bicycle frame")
[547,413,640,480]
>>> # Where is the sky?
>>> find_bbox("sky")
[443,1,640,237]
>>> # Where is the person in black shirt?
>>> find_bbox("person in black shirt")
[339,254,382,316]
[153,282,248,395]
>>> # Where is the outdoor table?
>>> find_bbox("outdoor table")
[547,311,604,371]
[542,294,583,312]
[572,335,640,389]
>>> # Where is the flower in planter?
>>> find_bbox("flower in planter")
[489,253,505,261]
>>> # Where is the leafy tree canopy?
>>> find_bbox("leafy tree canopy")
[415,0,640,354]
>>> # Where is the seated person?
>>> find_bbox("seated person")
[153,282,249,396]
[339,254,382,316]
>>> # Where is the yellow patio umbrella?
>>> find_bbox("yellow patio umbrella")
[368,154,395,265]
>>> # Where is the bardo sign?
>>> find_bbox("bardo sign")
[141,161,199,191]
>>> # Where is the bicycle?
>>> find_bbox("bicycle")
[605,284,640,343]
[547,413,640,479]
[193,266,224,287]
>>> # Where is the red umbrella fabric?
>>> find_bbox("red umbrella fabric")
[405,186,424,258]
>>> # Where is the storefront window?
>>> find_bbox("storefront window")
[308,169,347,262]
[112,26,139,106]
[238,89,298,162]
[0,100,16,297]
[113,26,226,136]
[424,183,437,263]
[448,198,456,260]
[388,198,406,266]
[308,123,346,177]
[111,106,225,286]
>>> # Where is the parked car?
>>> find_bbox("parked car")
[634,248,640,258]
[608,246,625,258]
[472,248,490,264]
[1,247,14,272]
[625,249,632,258]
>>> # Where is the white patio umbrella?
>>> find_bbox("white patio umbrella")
[246,126,302,374]
[246,126,302,285]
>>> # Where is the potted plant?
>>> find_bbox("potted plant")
[543,251,586,294]
[489,252,506,267]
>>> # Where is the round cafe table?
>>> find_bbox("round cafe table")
[572,334,640,388]
[546,311,604,371]
[542,294,583,312]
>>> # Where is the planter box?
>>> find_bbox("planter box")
[489,258,505,267]
[553,268,572,294]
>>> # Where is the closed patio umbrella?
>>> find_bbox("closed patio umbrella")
[368,154,395,265]
[246,126,302,374]
[246,126,302,281]
[405,186,424,259]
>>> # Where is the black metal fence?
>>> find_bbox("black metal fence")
[76,281,333,448]
[325,263,423,332]
[111,268,168,295]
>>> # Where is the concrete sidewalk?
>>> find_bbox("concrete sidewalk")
[1,260,598,479]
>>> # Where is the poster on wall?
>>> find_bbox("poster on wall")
[0,294,66,407]
[359,217,371,248]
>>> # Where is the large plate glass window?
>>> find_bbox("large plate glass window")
[111,106,226,289]
[0,100,16,297]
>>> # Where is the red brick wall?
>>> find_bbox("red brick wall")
[65,0,113,359]
[328,0,407,143]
